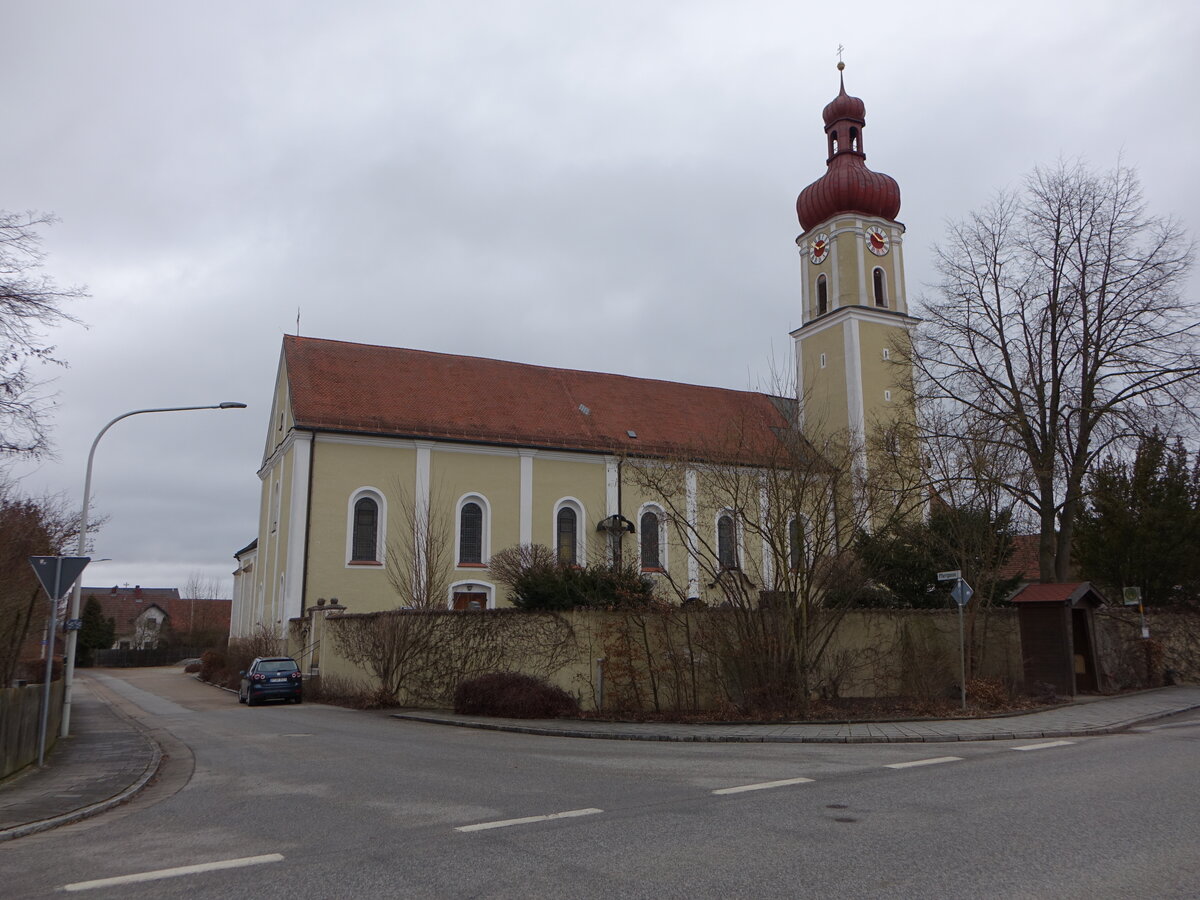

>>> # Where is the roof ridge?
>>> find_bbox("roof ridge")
[284,334,770,399]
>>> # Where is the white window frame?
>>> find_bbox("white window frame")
[553,497,587,565]
[454,492,491,567]
[346,487,387,566]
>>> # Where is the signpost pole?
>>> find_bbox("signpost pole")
[36,558,64,766]
[957,589,967,711]
[939,570,971,711]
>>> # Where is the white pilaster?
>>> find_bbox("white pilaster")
[282,433,312,623]
[519,450,535,545]
[686,468,699,598]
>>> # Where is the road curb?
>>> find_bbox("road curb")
[391,695,1200,744]
[0,679,165,843]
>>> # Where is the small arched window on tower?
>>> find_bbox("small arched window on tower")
[817,274,828,315]
[831,129,839,155]
[850,127,859,152]
[873,267,887,308]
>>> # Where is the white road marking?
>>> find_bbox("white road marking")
[885,756,963,769]
[63,854,284,892]
[455,807,603,832]
[712,777,815,795]
[1012,740,1075,751]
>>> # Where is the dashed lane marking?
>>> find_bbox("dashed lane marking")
[455,807,603,832]
[885,756,963,769]
[1012,740,1075,751]
[63,854,285,892]
[712,777,815,795]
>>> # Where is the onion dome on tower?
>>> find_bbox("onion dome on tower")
[796,62,901,232]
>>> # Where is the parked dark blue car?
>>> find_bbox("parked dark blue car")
[239,657,303,706]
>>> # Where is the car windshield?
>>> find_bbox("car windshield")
[258,660,298,673]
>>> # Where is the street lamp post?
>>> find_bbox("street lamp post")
[60,401,247,737]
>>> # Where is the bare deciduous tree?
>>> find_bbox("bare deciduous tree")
[624,412,925,715]
[384,481,454,610]
[913,161,1198,581]
[0,482,79,684]
[1,211,87,458]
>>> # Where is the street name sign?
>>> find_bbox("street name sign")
[936,570,962,582]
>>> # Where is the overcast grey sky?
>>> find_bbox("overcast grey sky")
[3,1,1198,597]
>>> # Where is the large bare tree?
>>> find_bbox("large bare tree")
[914,161,1197,582]
[623,414,925,714]
[0,211,86,458]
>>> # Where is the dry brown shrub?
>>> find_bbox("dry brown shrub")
[966,676,1009,710]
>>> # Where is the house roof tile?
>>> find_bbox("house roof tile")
[81,587,232,634]
[282,335,795,463]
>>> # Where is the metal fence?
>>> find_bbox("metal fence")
[92,646,208,668]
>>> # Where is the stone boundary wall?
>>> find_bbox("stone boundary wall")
[290,607,1025,712]
[1094,607,1200,689]
[0,680,63,779]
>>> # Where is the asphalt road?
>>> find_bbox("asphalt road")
[1,668,1197,899]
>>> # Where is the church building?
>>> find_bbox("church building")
[231,65,918,637]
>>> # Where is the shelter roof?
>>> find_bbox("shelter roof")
[1009,582,1108,607]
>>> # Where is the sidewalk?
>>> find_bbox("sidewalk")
[0,673,161,842]
[393,684,1200,743]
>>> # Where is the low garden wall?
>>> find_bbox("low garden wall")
[0,680,63,779]
[290,606,1024,713]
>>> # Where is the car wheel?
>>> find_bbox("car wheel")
[238,688,247,704]
[295,694,303,704]
[247,693,260,707]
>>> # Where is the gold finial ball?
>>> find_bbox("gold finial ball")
[837,61,845,71]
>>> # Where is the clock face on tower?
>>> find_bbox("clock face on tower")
[809,233,830,264]
[865,226,890,256]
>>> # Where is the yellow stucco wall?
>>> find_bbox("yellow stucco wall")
[799,321,849,437]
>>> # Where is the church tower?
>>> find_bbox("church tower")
[792,62,917,459]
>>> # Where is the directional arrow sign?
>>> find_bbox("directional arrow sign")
[29,556,91,601]
[950,579,974,607]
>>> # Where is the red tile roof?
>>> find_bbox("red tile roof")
[282,335,794,464]
[1010,582,1108,606]
[81,587,232,634]
[998,534,1040,582]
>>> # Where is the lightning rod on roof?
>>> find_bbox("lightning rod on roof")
[296,307,301,336]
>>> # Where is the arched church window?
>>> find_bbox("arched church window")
[850,127,859,152]
[717,514,738,570]
[640,510,661,570]
[789,518,805,572]
[557,506,578,565]
[817,274,828,315]
[873,267,887,307]
[831,130,839,154]
[352,497,378,562]
[459,502,483,564]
